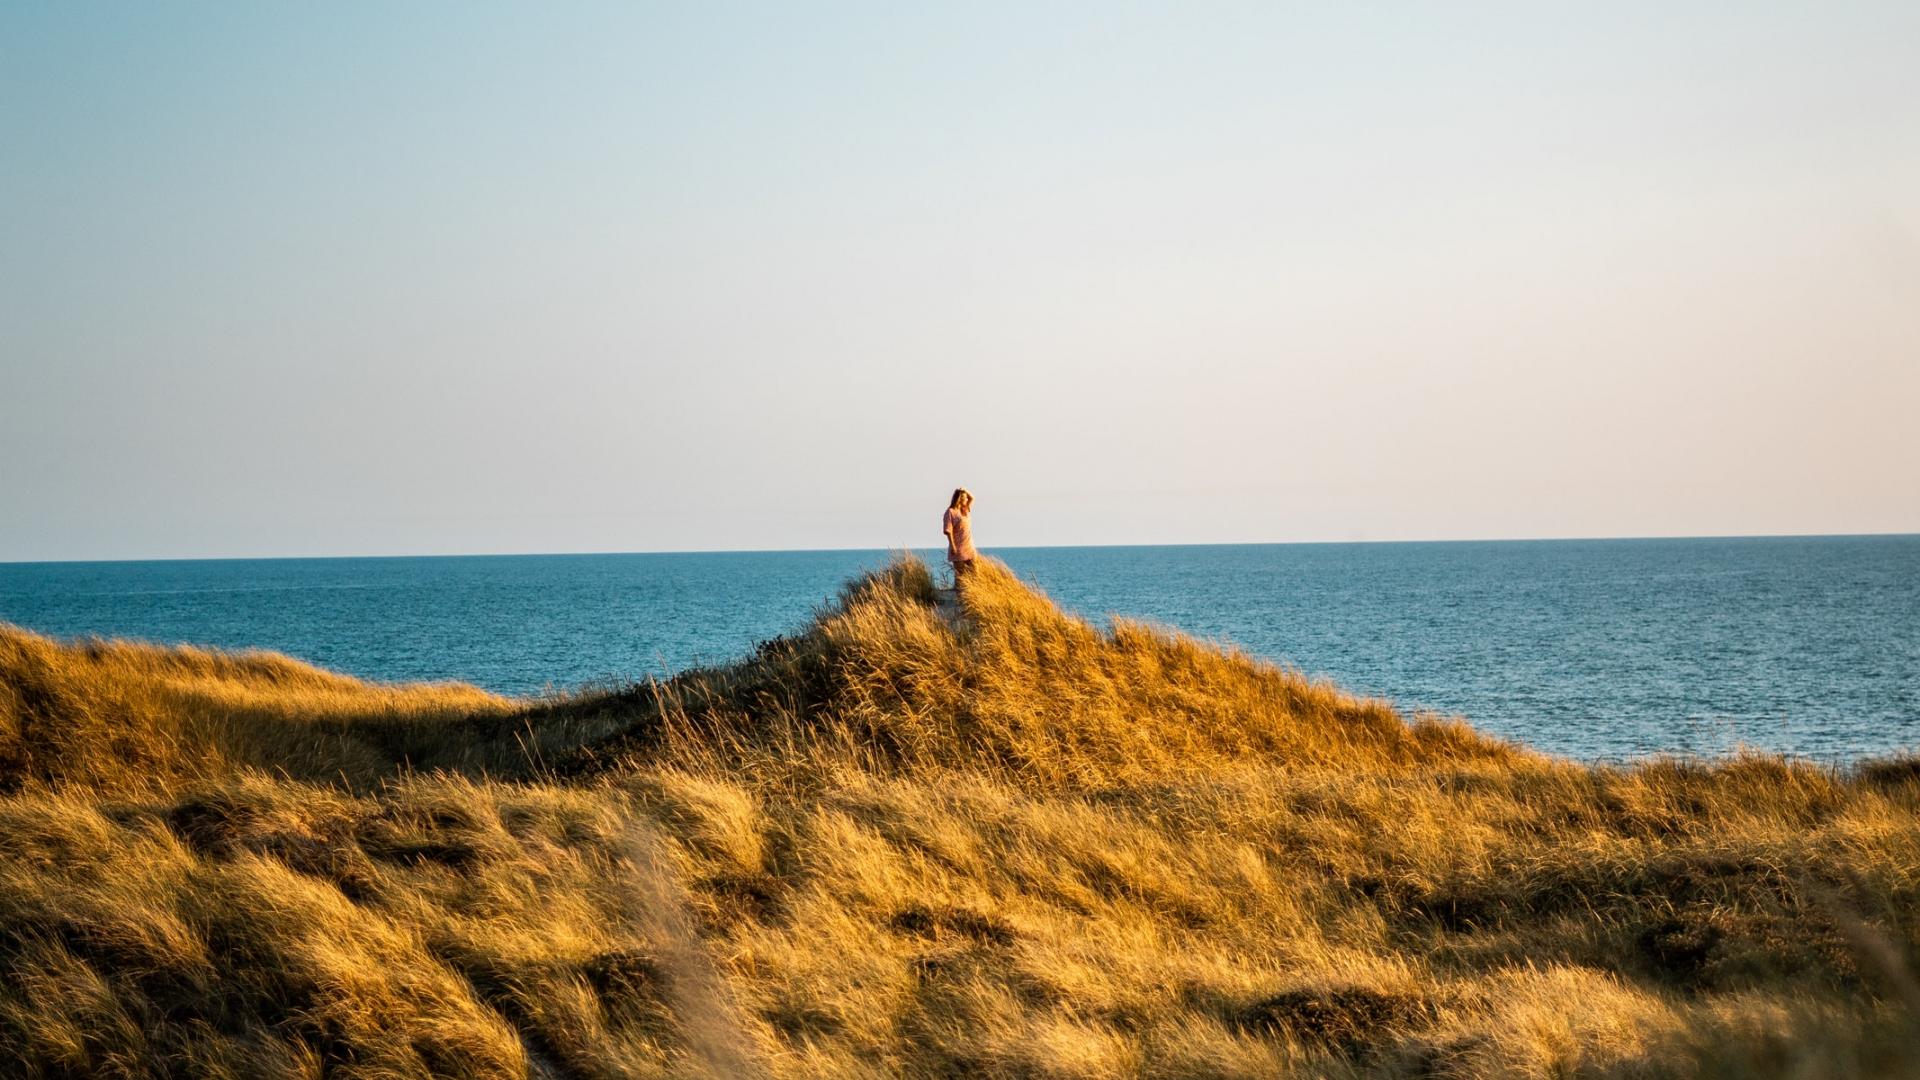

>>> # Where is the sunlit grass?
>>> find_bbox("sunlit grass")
[2,557,1916,1077]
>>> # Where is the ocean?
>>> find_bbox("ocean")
[2,536,1915,763]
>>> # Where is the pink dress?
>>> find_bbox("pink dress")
[942,508,976,564]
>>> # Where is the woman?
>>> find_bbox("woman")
[942,488,977,582]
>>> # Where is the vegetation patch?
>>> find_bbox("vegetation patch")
[1233,986,1432,1053]
[1,558,1916,1078]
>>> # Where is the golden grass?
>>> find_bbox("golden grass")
[1,556,1916,1077]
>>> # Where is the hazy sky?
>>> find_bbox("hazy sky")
[3,3,1916,561]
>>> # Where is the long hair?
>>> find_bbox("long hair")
[948,488,972,512]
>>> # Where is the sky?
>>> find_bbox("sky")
[2,2,1917,561]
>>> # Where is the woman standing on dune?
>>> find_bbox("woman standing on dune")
[943,488,977,583]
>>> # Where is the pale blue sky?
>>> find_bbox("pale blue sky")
[3,2,1916,560]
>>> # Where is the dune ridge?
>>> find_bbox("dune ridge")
[1,557,1916,1078]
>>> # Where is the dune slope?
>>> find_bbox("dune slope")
[1,557,1916,1078]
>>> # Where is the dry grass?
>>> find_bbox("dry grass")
[1,556,1916,1077]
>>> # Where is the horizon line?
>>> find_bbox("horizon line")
[4,529,1917,567]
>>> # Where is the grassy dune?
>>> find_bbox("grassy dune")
[2,557,1917,1078]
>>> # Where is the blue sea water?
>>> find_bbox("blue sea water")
[2,536,1915,763]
